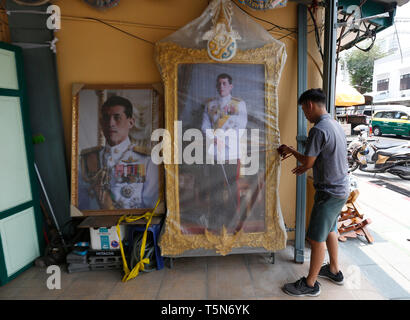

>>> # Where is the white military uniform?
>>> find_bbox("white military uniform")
[201,94,247,161]
[78,137,158,210]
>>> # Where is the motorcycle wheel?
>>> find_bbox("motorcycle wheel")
[397,161,410,180]
[398,173,410,181]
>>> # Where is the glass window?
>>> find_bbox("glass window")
[394,112,401,119]
[374,112,383,118]
[384,112,395,119]
[400,112,409,119]
[400,74,410,90]
[377,79,389,91]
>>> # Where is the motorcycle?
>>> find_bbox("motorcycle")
[347,128,410,180]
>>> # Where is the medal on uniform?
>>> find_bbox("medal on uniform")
[121,185,133,198]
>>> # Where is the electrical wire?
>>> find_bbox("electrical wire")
[2,1,326,48]
[354,33,376,52]
[12,0,50,5]
[337,0,372,52]
[278,30,296,40]
[61,14,180,31]
[232,0,297,33]
[308,5,323,60]
[76,17,155,45]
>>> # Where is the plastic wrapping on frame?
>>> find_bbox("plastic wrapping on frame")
[154,0,288,257]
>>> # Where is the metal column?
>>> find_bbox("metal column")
[323,0,338,118]
[294,3,308,264]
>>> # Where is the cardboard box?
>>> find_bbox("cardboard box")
[90,225,126,250]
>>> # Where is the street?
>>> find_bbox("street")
[339,135,410,299]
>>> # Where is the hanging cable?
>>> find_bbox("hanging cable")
[307,5,323,60]
[278,30,295,40]
[354,34,376,52]
[353,20,377,52]
[78,17,155,45]
[12,0,50,5]
[232,0,297,34]
[337,0,372,52]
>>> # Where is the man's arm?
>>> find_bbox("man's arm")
[278,145,316,176]
[278,127,326,176]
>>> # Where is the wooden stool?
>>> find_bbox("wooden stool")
[337,190,374,244]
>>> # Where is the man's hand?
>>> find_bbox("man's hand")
[277,144,295,160]
[291,155,316,175]
[278,144,317,174]
[292,165,309,176]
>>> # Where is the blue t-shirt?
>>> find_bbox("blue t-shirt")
[304,114,349,199]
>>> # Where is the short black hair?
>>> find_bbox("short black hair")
[216,73,232,84]
[101,95,133,118]
[298,88,326,106]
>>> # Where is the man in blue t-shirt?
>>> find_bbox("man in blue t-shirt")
[278,89,349,297]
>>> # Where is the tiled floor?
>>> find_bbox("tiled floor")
[0,243,385,300]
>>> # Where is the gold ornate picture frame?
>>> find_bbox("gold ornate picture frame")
[156,42,287,256]
[71,84,165,216]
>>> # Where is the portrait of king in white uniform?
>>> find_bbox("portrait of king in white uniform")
[176,64,267,234]
[77,95,158,211]
[200,73,248,232]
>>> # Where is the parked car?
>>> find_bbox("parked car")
[370,109,410,137]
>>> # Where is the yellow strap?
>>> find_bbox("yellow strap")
[116,199,161,282]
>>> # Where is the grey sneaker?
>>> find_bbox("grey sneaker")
[318,264,344,285]
[282,277,321,297]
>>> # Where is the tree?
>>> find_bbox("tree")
[343,44,386,94]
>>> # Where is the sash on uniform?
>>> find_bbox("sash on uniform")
[208,97,241,130]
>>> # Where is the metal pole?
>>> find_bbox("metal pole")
[34,163,67,249]
[323,0,338,118]
[295,3,308,264]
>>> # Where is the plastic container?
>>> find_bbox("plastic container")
[89,225,126,250]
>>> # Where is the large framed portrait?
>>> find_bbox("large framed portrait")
[71,84,165,216]
[156,42,287,256]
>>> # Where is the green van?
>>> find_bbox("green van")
[370,109,410,137]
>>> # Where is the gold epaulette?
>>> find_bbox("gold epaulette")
[231,97,243,103]
[132,145,150,156]
[80,145,103,156]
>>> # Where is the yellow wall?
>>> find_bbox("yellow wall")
[52,0,322,238]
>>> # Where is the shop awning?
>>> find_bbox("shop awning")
[335,82,365,106]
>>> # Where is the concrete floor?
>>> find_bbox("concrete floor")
[2,149,409,300]
[0,243,385,300]
[339,171,410,300]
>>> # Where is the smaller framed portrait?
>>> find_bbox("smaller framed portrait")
[71,84,165,216]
